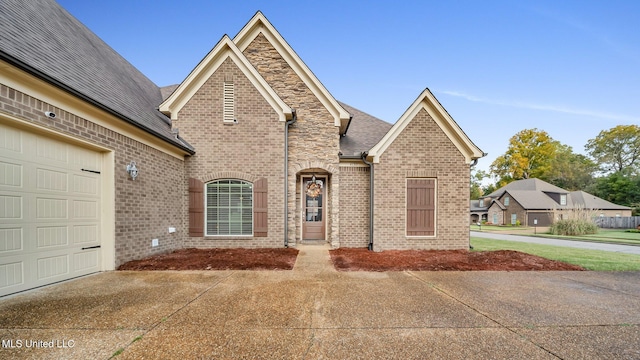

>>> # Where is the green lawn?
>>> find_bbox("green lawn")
[472,225,640,246]
[471,237,640,271]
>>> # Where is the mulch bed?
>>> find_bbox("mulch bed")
[117,247,585,271]
[117,248,299,271]
[330,248,585,271]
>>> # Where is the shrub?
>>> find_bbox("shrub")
[549,219,598,236]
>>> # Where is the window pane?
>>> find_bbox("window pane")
[205,179,253,236]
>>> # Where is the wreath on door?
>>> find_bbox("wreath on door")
[306,181,322,199]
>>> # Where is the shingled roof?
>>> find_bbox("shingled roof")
[483,178,630,211]
[339,101,393,156]
[0,0,193,153]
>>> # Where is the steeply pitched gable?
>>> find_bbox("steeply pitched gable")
[368,88,485,164]
[232,11,350,134]
[159,35,293,122]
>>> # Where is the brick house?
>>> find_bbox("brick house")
[0,2,483,296]
[471,178,632,226]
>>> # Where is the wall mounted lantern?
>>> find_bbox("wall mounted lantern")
[126,161,139,180]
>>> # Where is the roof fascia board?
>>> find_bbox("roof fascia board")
[159,35,292,122]
[369,88,485,164]
[232,12,350,132]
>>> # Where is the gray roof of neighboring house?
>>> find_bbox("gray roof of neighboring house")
[339,101,393,156]
[570,190,631,211]
[485,178,567,198]
[483,178,631,211]
[0,0,193,153]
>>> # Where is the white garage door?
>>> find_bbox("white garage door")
[0,123,103,297]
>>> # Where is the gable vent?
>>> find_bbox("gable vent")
[223,81,235,123]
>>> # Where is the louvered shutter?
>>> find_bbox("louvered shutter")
[189,178,204,237]
[406,179,435,236]
[253,178,268,237]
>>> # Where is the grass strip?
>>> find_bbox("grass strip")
[471,237,640,271]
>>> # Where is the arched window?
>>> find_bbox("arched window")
[206,180,252,236]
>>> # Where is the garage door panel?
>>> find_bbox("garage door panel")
[0,125,22,154]
[72,174,98,195]
[36,197,68,219]
[37,253,69,280]
[0,260,23,289]
[0,194,22,220]
[36,136,68,165]
[0,123,103,297]
[36,167,68,192]
[0,161,22,187]
[0,227,23,253]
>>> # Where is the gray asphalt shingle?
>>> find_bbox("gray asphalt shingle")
[0,0,192,152]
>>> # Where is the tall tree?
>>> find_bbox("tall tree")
[585,125,640,174]
[470,169,488,199]
[546,144,597,191]
[490,128,558,186]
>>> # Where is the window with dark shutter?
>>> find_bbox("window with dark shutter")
[406,179,435,236]
[188,178,204,237]
[253,178,268,237]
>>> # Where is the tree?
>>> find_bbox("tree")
[490,128,558,186]
[546,144,597,191]
[470,169,489,199]
[587,172,640,207]
[585,125,640,175]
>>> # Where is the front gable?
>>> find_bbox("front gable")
[159,35,292,123]
[232,11,350,134]
[369,88,484,164]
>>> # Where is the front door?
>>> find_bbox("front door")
[302,176,325,240]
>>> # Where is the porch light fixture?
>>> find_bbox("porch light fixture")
[126,161,139,180]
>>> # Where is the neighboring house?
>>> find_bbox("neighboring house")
[470,178,632,226]
[0,1,484,296]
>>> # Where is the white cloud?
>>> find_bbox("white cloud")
[438,90,640,123]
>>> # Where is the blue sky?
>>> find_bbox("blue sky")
[57,0,640,178]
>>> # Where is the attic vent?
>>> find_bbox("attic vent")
[223,82,235,123]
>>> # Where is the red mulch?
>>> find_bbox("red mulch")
[118,247,585,271]
[330,248,585,271]
[117,248,299,271]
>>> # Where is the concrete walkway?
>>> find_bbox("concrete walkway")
[471,231,640,255]
[1,245,639,359]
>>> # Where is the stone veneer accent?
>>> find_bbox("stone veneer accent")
[0,83,185,266]
[176,58,286,248]
[243,34,341,247]
[373,108,470,251]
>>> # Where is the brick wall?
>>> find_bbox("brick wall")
[176,57,286,248]
[339,165,370,247]
[373,108,470,251]
[243,34,341,246]
[0,83,185,266]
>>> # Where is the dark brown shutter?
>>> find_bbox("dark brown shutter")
[253,178,268,237]
[406,179,435,236]
[188,178,204,237]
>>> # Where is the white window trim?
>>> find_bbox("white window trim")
[560,194,567,206]
[405,177,437,238]
[205,179,253,237]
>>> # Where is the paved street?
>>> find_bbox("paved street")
[471,231,640,255]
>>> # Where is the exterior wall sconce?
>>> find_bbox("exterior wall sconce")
[126,161,139,180]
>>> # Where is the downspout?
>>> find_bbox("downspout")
[284,110,297,247]
[469,157,479,250]
[361,152,374,251]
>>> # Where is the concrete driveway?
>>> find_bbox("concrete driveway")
[1,245,639,359]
